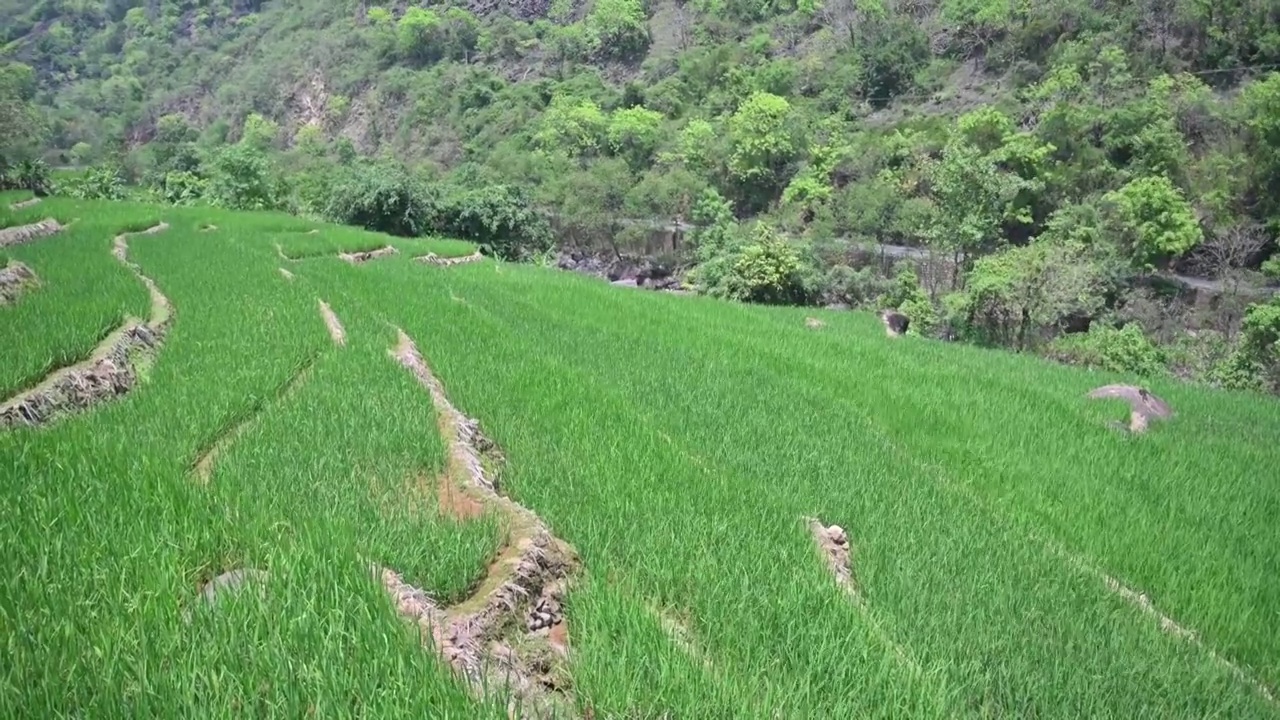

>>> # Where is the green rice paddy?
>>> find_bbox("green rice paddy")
[2,193,1278,718]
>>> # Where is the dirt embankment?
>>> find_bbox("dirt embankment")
[318,300,346,346]
[385,329,580,717]
[415,251,485,267]
[0,224,173,428]
[340,246,398,264]
[0,219,63,248]
[0,262,38,304]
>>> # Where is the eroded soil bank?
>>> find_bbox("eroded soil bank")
[0,219,63,248]
[385,329,581,717]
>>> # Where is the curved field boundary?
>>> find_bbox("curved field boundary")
[0,219,64,248]
[0,261,38,305]
[415,252,484,267]
[279,267,294,281]
[0,224,172,428]
[8,197,41,210]
[383,329,580,716]
[191,358,317,485]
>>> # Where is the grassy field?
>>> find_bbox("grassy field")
[2,194,1279,718]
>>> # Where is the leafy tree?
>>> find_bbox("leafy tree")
[728,92,800,181]
[1103,174,1203,267]
[607,106,664,170]
[438,183,554,260]
[324,160,436,236]
[206,143,282,211]
[584,0,650,60]
[851,12,929,105]
[723,222,811,304]
[239,112,279,152]
[534,96,608,159]
[0,62,46,166]
[1238,72,1280,224]
[397,7,442,66]
[439,8,481,61]
[61,164,128,200]
[949,239,1110,349]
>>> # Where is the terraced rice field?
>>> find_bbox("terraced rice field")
[2,191,1279,718]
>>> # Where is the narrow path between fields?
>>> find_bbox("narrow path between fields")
[0,223,173,428]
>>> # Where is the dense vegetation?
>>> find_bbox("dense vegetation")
[3,0,1280,392]
[3,193,1280,716]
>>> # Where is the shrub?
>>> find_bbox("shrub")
[1044,323,1168,376]
[436,184,554,261]
[324,162,438,237]
[60,164,127,200]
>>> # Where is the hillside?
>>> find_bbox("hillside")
[3,193,1280,716]
[2,0,1280,394]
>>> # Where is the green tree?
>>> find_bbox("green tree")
[239,112,280,152]
[1103,174,1203,267]
[607,106,664,170]
[397,7,442,65]
[949,239,1110,349]
[534,96,608,159]
[584,0,650,60]
[0,62,46,165]
[728,92,800,181]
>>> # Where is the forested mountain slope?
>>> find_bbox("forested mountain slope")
[3,0,1280,392]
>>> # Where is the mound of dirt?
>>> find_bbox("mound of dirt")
[805,317,825,329]
[1087,384,1174,433]
[0,261,37,304]
[0,219,63,248]
[808,517,857,595]
[2,224,172,429]
[387,329,581,716]
[340,246,398,264]
[416,251,485,267]
[8,197,41,210]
